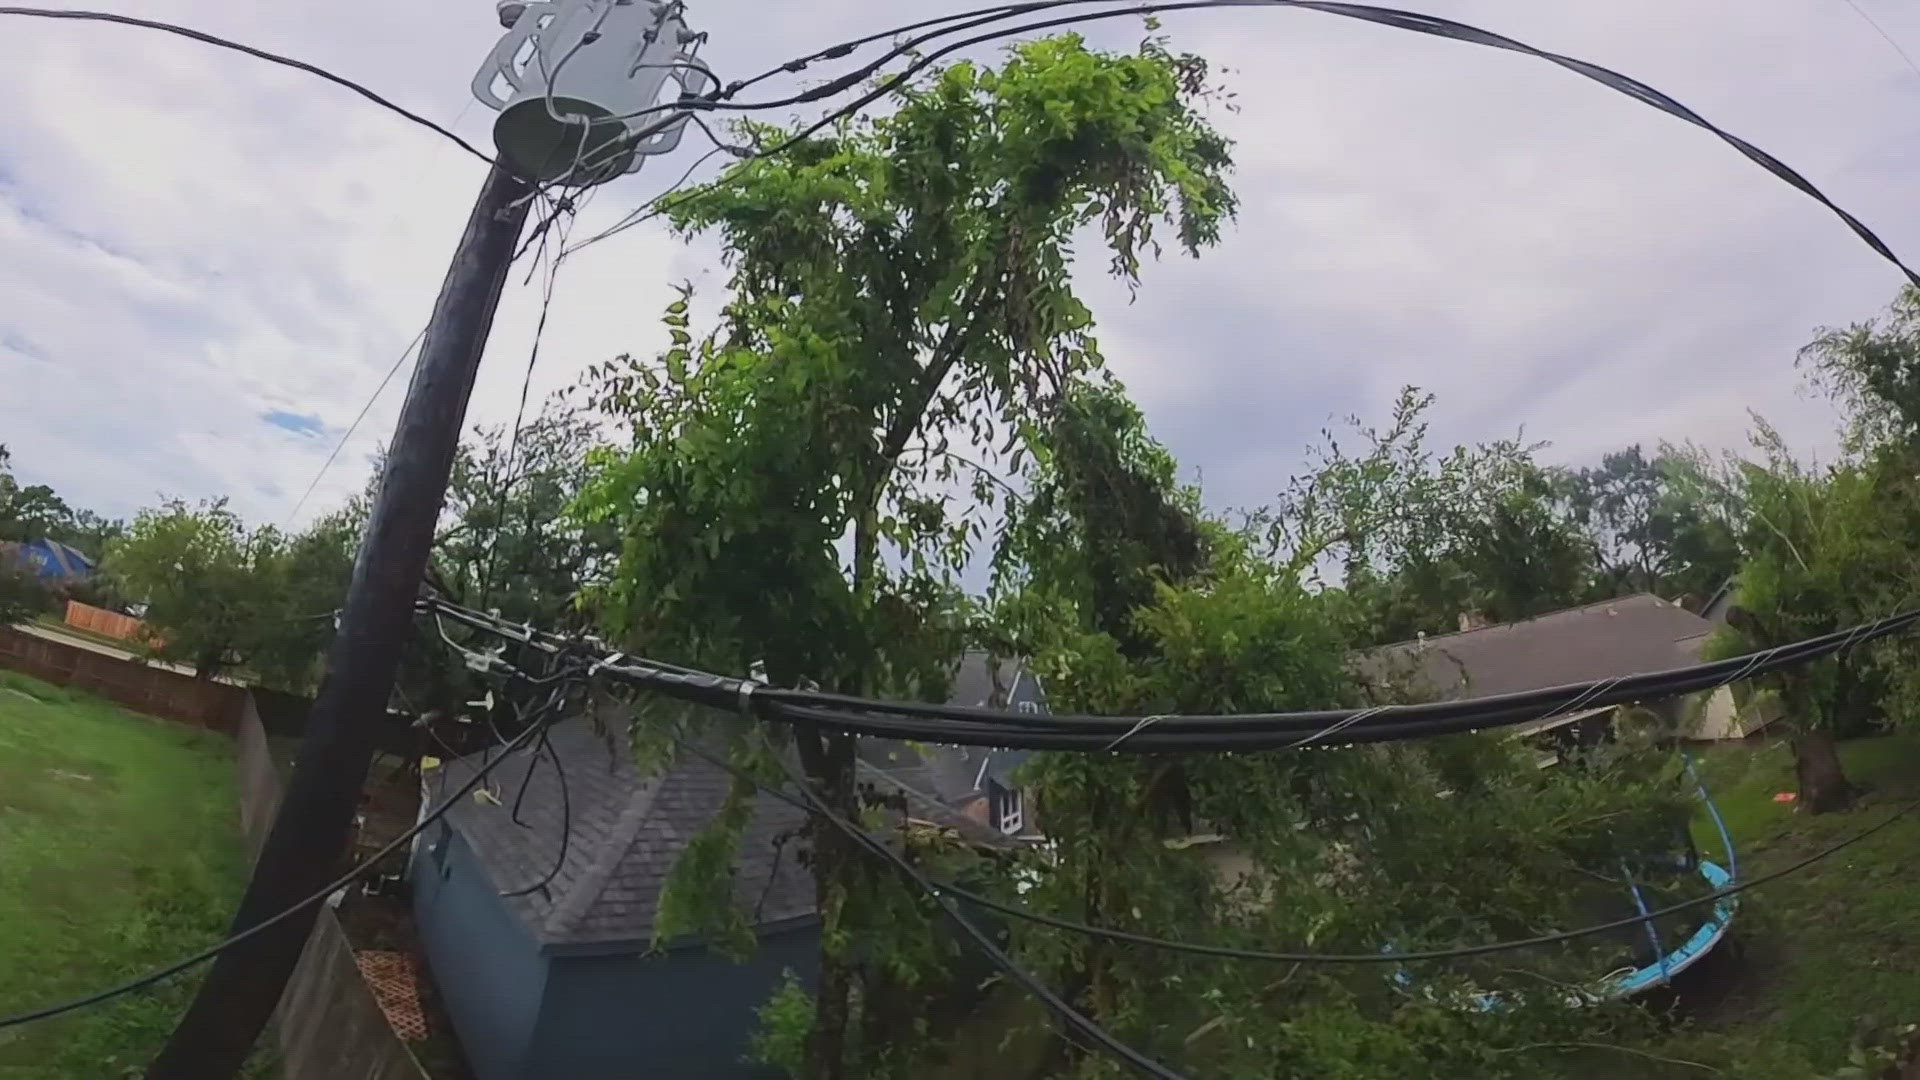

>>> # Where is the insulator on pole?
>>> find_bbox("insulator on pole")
[472,0,715,187]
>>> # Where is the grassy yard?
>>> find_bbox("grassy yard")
[1631,732,1920,1078]
[0,669,253,1078]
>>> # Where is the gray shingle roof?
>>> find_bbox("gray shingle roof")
[436,670,1027,952]
[858,651,1042,805]
[1364,593,1716,701]
[436,711,814,953]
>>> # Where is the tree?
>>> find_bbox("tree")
[433,395,614,629]
[54,508,126,565]
[0,444,75,544]
[1800,283,1920,450]
[0,562,54,626]
[989,378,1694,1077]
[106,500,353,688]
[1276,388,1593,643]
[579,33,1236,1077]
[1565,444,1742,605]
[1704,423,1916,811]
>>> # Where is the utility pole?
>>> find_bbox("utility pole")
[147,4,711,1076]
[147,163,532,1080]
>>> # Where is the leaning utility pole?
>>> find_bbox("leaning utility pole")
[148,3,711,1076]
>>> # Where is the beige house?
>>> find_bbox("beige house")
[1179,593,1773,895]
[1363,593,1771,743]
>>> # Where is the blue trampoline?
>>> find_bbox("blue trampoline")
[1601,754,1738,998]
[1393,753,1737,1006]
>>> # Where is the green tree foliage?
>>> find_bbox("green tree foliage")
[0,444,75,545]
[1800,283,1920,450]
[1275,388,1593,643]
[992,377,1214,659]
[989,376,1696,1078]
[0,445,125,572]
[106,500,352,688]
[1702,423,1917,811]
[0,562,55,625]
[578,34,1237,1077]
[1565,444,1743,604]
[434,395,615,628]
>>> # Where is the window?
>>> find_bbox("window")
[995,783,1024,835]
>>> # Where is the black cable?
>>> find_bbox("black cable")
[282,327,424,528]
[734,734,1187,1080]
[674,728,1920,968]
[717,0,1920,288]
[418,594,1903,745]
[422,595,1918,750]
[0,6,493,166]
[283,191,570,528]
[0,681,575,1031]
[761,610,1918,735]
[560,144,731,257]
[478,201,571,609]
[711,2,1071,103]
[1835,0,1920,82]
[499,719,573,899]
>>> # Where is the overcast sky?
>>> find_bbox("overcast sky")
[1,0,1916,531]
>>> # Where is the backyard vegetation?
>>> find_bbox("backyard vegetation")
[1651,733,1920,1079]
[0,671,252,1077]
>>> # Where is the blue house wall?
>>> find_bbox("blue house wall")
[526,925,820,1080]
[413,820,822,1080]
[411,823,552,1080]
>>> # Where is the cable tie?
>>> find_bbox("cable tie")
[1104,714,1169,752]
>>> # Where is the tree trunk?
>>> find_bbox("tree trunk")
[796,727,858,1080]
[1792,729,1855,813]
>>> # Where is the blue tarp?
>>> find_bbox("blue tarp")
[16,538,93,580]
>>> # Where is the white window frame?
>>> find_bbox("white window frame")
[996,784,1024,835]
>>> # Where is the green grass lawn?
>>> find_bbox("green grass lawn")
[0,669,254,1078]
[1633,732,1920,1078]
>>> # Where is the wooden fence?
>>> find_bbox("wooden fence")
[63,600,157,644]
[236,694,430,1080]
[0,627,240,730]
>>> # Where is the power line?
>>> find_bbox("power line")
[477,199,574,608]
[738,732,1187,1080]
[1834,0,1920,82]
[0,679,577,1031]
[282,327,424,528]
[284,192,577,529]
[0,6,494,165]
[685,0,1920,288]
[422,595,1920,752]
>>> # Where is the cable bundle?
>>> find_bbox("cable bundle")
[424,596,1920,751]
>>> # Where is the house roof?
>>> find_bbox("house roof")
[861,651,1040,805]
[14,538,92,578]
[1363,593,1717,702]
[437,712,816,954]
[438,691,1018,953]
[1700,576,1738,625]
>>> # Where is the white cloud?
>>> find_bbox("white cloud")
[0,0,1914,535]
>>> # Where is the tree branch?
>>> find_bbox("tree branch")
[896,444,1024,499]
[1490,1042,1721,1073]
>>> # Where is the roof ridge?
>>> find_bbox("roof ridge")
[542,762,665,940]
[1374,592,1689,651]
